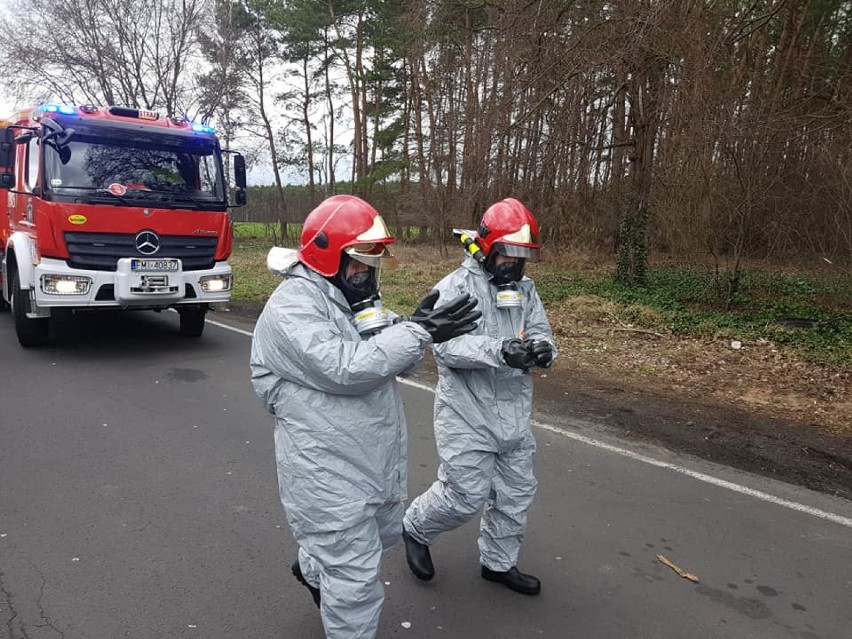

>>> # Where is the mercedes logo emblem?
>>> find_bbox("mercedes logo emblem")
[135,230,160,255]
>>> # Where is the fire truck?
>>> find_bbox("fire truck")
[0,104,246,346]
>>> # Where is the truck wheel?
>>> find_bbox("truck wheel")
[12,272,49,347]
[179,308,206,337]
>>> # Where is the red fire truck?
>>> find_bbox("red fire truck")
[0,104,246,346]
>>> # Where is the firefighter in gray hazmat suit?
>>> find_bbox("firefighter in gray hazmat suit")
[250,195,481,639]
[402,198,557,596]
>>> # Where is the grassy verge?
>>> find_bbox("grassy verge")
[229,237,286,303]
[531,264,852,367]
[231,228,852,368]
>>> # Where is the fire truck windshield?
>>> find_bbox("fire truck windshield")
[42,127,226,209]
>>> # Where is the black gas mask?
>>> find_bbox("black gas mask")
[332,252,380,307]
[485,248,526,286]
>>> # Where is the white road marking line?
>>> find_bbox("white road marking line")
[399,379,852,528]
[212,319,852,529]
[206,317,254,337]
[532,420,852,529]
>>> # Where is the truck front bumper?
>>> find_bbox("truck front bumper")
[31,257,232,311]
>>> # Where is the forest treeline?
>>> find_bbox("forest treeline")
[2,1,850,282]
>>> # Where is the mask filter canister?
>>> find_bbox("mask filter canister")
[352,298,391,335]
[495,283,523,309]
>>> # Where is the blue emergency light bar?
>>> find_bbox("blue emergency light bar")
[35,103,216,134]
[37,104,77,115]
[191,123,216,134]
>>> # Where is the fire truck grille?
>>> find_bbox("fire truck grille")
[64,232,219,271]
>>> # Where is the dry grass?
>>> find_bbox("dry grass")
[234,240,851,437]
[391,247,851,437]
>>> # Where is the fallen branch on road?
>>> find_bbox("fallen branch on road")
[657,554,700,583]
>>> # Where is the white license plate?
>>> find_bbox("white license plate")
[131,258,179,272]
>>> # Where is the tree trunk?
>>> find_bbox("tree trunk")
[616,54,664,286]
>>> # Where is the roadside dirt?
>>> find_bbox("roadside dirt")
[220,301,852,500]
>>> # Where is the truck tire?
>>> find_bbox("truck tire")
[0,271,8,312]
[179,307,206,337]
[12,272,49,347]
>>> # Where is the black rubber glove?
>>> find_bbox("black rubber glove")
[525,339,554,368]
[409,291,482,343]
[502,338,536,369]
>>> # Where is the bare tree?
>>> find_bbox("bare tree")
[0,0,208,116]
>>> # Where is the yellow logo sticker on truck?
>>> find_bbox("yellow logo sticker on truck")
[68,214,87,225]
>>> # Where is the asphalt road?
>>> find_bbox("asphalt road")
[1,309,851,639]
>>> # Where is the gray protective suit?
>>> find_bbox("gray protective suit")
[250,263,431,639]
[403,255,556,571]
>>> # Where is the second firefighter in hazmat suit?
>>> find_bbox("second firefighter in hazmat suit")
[402,197,557,596]
[250,195,480,638]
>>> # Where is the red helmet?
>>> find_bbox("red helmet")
[475,198,541,261]
[298,195,395,276]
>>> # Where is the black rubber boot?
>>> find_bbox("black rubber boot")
[481,566,541,595]
[291,560,321,608]
[402,530,434,581]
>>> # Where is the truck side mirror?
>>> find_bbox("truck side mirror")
[233,154,246,189]
[0,127,15,169]
[235,188,246,207]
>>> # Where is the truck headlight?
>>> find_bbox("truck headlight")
[41,275,92,295]
[200,274,231,293]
